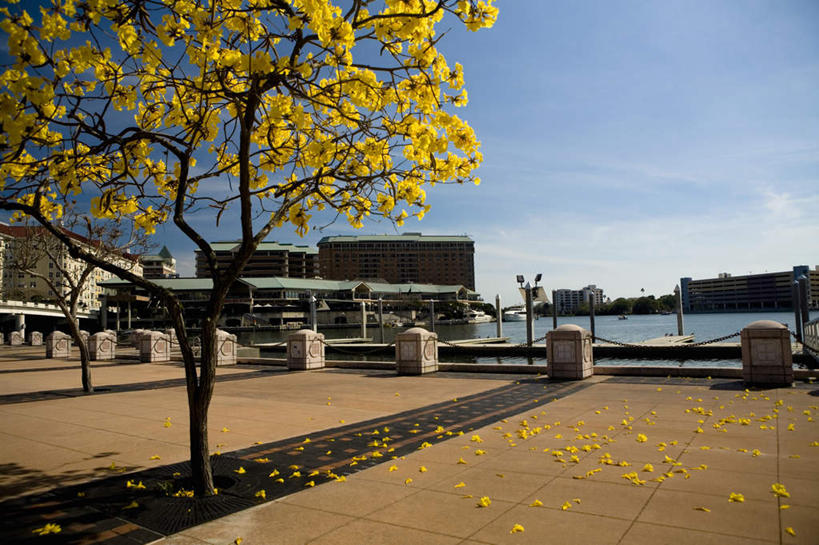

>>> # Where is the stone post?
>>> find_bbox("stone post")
[287,329,325,370]
[495,294,503,338]
[546,324,593,380]
[360,301,367,339]
[139,331,171,363]
[0,332,4,345]
[395,327,438,375]
[9,331,24,345]
[29,331,43,346]
[46,331,72,358]
[89,331,116,361]
[378,297,384,344]
[588,293,596,339]
[215,329,237,366]
[740,320,793,386]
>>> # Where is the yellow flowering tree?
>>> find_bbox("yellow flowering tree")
[0,0,497,495]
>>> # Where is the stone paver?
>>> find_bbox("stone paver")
[0,345,817,545]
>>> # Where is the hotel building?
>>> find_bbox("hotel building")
[317,233,475,290]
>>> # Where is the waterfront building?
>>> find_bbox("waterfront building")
[195,241,319,279]
[317,233,475,290]
[140,246,177,278]
[0,223,142,311]
[681,265,818,312]
[553,285,605,314]
[100,276,481,329]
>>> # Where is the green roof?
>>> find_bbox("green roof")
[101,276,476,296]
[207,241,318,254]
[99,277,214,290]
[317,234,473,244]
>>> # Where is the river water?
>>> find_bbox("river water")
[238,310,818,367]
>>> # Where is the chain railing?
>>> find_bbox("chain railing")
[317,336,396,355]
[591,331,741,349]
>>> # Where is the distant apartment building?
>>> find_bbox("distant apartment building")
[681,265,818,312]
[140,246,177,278]
[553,285,605,314]
[317,233,475,290]
[0,223,142,311]
[195,241,319,279]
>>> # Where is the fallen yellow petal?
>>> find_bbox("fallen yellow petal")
[728,492,745,503]
[477,496,491,508]
[694,506,710,512]
[234,467,246,474]
[561,501,572,510]
[510,523,525,534]
[529,499,543,507]
[785,527,796,536]
[255,490,266,499]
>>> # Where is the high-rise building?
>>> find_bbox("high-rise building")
[553,285,605,314]
[317,233,475,289]
[681,265,818,312]
[195,241,319,278]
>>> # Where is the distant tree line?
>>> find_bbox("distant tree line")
[557,294,677,316]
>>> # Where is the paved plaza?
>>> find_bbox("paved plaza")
[0,346,817,544]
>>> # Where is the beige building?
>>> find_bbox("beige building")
[0,223,142,311]
[140,245,177,278]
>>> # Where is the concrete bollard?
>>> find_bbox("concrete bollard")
[89,331,117,361]
[395,327,438,375]
[546,324,594,380]
[46,331,72,358]
[740,320,793,385]
[215,329,237,366]
[139,331,171,363]
[9,331,23,345]
[287,329,325,370]
[0,333,4,345]
[29,331,43,346]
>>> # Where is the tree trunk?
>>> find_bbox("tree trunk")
[189,389,214,495]
[64,317,93,393]
[187,317,218,496]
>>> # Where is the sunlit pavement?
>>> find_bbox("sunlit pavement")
[0,347,817,544]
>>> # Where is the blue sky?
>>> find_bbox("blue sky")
[170,0,819,304]
[7,1,819,305]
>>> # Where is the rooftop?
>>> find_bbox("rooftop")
[318,234,474,244]
[204,241,318,254]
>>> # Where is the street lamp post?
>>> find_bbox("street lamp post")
[517,274,542,348]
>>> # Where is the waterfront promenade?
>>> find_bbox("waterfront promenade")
[0,346,817,544]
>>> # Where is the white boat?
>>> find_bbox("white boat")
[466,309,493,323]
[502,306,527,322]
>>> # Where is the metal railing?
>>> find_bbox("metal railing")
[803,318,819,353]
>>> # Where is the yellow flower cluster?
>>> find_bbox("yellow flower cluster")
[0,0,495,236]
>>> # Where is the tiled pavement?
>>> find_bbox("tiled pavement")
[0,347,817,545]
